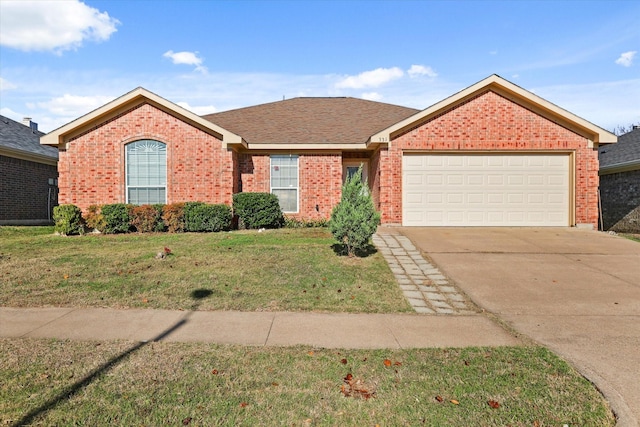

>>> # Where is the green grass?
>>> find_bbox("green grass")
[0,226,411,313]
[621,233,640,243]
[0,338,614,426]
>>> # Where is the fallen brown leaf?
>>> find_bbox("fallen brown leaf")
[488,399,500,409]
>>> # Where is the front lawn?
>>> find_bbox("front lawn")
[0,226,411,313]
[0,338,614,426]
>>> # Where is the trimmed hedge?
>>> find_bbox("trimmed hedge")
[100,203,131,234]
[55,202,236,236]
[162,203,186,233]
[233,192,284,229]
[53,204,84,235]
[84,204,106,232]
[184,202,232,232]
[284,216,329,228]
[130,204,163,233]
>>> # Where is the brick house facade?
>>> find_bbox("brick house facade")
[42,75,615,228]
[598,127,640,232]
[1,115,58,225]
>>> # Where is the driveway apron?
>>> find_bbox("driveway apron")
[397,227,640,427]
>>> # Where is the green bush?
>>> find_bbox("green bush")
[162,203,185,233]
[130,204,162,233]
[329,166,380,257]
[233,193,284,229]
[100,203,131,234]
[184,202,232,232]
[53,204,84,236]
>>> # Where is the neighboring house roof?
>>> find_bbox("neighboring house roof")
[371,74,617,147]
[0,114,57,165]
[599,127,640,175]
[202,97,419,149]
[41,87,243,148]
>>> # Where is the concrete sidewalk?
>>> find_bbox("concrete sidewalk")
[0,306,520,349]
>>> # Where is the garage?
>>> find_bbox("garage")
[402,153,570,226]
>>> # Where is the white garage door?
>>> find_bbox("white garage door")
[402,154,570,226]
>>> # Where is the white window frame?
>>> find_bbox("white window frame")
[270,155,299,213]
[125,139,167,205]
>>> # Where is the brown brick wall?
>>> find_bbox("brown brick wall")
[59,103,234,212]
[379,90,599,227]
[0,155,58,223]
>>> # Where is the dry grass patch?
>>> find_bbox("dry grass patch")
[0,338,613,426]
[0,227,411,313]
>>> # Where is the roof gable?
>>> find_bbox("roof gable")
[40,87,243,148]
[0,115,57,164]
[371,74,616,147]
[203,97,419,148]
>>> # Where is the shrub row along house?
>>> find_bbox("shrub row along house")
[41,75,616,228]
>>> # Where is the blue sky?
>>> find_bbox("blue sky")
[1,0,638,133]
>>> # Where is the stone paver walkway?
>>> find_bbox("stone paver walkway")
[373,231,477,315]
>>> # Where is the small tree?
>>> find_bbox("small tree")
[329,166,380,257]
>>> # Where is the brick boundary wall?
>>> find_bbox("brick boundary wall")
[0,155,58,223]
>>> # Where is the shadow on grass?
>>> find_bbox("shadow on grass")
[13,288,214,427]
[330,243,378,258]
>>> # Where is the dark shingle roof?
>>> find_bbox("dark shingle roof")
[202,97,420,144]
[0,115,58,160]
[599,127,640,168]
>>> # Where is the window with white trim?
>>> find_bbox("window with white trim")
[126,140,167,205]
[270,155,298,213]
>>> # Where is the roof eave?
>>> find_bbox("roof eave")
[229,142,371,151]
[599,159,640,175]
[370,75,617,147]
[0,146,58,166]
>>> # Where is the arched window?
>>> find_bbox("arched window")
[126,140,167,205]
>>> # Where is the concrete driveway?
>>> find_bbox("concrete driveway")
[397,227,640,427]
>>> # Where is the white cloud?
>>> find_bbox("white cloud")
[361,92,383,101]
[0,0,119,54]
[176,102,217,115]
[0,106,22,120]
[37,94,115,117]
[407,65,438,78]
[0,77,17,91]
[615,51,637,67]
[163,50,208,73]
[335,67,404,89]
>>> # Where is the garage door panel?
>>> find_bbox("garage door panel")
[402,154,569,226]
